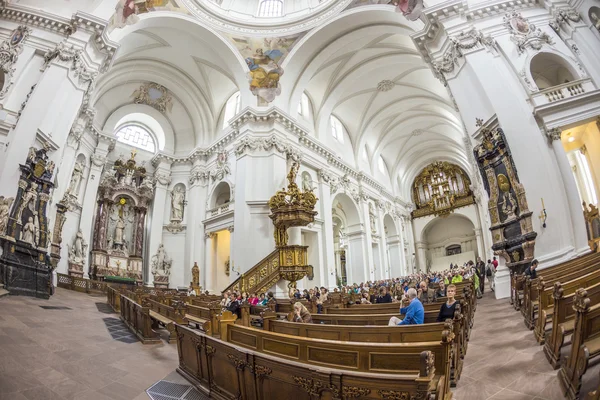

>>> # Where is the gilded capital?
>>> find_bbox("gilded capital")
[545,127,562,141]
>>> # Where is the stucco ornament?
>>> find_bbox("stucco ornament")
[0,25,31,98]
[151,243,172,277]
[504,11,554,54]
[210,151,231,182]
[132,82,173,113]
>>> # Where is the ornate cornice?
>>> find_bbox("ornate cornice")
[432,27,497,86]
[42,41,98,88]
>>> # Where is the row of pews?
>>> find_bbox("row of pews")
[513,251,600,400]
[171,279,477,400]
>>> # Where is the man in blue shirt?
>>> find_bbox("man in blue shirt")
[388,288,424,326]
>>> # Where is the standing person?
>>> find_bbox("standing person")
[486,259,496,292]
[476,257,486,294]
[316,287,328,313]
[492,256,498,270]
[388,288,424,326]
[436,284,458,322]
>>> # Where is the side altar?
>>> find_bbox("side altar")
[0,144,56,298]
[90,151,153,283]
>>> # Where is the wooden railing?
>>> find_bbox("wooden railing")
[57,273,108,294]
[222,249,280,295]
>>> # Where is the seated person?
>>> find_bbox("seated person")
[376,287,393,303]
[220,292,230,308]
[388,288,424,326]
[437,284,457,322]
[418,281,435,304]
[524,259,538,279]
[257,293,268,306]
[292,289,302,299]
[302,289,310,301]
[187,286,197,296]
[248,293,259,305]
[360,292,371,304]
[225,293,240,317]
[435,281,447,298]
[451,271,463,283]
[292,302,313,323]
[316,288,328,313]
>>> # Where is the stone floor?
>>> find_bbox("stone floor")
[0,284,597,399]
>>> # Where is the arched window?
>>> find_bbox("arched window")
[298,92,310,116]
[115,124,156,153]
[257,0,284,17]
[223,91,241,129]
[362,147,368,162]
[330,115,345,144]
[530,53,577,90]
[378,156,386,173]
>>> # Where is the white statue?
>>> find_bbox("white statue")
[21,217,37,246]
[591,11,600,31]
[67,161,84,196]
[68,229,88,265]
[302,172,314,192]
[0,196,14,235]
[369,202,377,234]
[107,235,114,251]
[114,217,125,245]
[151,243,172,277]
[16,183,38,221]
[170,186,185,221]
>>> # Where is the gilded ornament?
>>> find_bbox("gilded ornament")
[497,174,510,192]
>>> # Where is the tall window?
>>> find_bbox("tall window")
[330,115,345,144]
[570,148,598,205]
[257,0,284,17]
[115,125,156,153]
[298,92,310,116]
[378,156,386,173]
[223,91,241,129]
[362,147,368,162]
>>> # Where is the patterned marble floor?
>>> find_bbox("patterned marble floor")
[0,284,595,399]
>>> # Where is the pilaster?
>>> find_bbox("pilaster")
[146,160,172,285]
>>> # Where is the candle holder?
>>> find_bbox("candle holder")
[539,209,547,228]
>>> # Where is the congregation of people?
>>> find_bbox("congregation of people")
[214,259,492,327]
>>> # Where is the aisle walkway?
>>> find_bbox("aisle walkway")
[0,288,179,400]
[453,288,566,400]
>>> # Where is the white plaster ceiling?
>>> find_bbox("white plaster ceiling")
[283,8,469,196]
[94,14,247,153]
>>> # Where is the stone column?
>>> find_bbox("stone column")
[415,241,428,272]
[79,140,112,277]
[474,228,485,260]
[377,212,390,280]
[204,232,215,292]
[359,201,375,281]
[347,229,367,285]
[318,175,336,289]
[146,161,172,286]
[387,234,403,278]
[185,161,208,288]
[547,128,589,254]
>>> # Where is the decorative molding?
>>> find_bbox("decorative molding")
[210,150,231,182]
[377,79,394,92]
[0,25,31,98]
[164,221,186,234]
[42,41,98,88]
[433,27,497,86]
[189,166,209,185]
[549,7,580,33]
[132,82,173,114]
[154,171,172,187]
[504,10,554,55]
[544,127,562,141]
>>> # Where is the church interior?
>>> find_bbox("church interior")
[1,0,600,399]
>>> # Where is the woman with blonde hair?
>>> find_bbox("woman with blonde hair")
[292,302,313,323]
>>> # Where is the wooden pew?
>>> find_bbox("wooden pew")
[175,324,442,400]
[220,323,453,400]
[544,281,600,369]
[119,294,160,344]
[534,266,600,344]
[184,304,213,335]
[520,253,600,328]
[265,316,465,387]
[558,288,600,400]
[145,298,187,343]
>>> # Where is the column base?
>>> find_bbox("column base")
[494,265,511,299]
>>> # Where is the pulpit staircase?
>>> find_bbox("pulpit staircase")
[0,284,9,298]
[222,248,313,295]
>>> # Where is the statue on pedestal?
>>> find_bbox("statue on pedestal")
[151,243,172,287]
[68,229,88,277]
[67,161,84,197]
[114,217,125,247]
[369,202,377,234]
[170,186,185,222]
